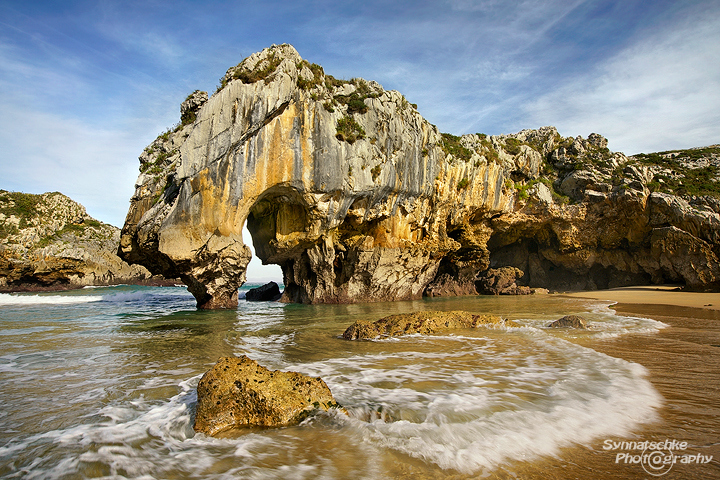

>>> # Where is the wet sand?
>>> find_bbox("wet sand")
[498,293,720,480]
[563,285,720,311]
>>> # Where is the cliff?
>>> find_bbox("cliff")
[0,190,153,291]
[119,44,720,308]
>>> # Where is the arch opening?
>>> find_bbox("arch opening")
[243,186,311,295]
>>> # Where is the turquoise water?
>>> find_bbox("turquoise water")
[0,285,667,478]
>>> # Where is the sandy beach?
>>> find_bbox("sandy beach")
[563,285,720,311]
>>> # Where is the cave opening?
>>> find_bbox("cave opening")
[242,186,311,293]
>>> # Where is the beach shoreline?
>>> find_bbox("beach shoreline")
[562,285,720,311]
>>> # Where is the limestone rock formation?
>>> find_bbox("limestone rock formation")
[476,266,532,295]
[342,310,518,340]
[548,315,588,329]
[0,190,153,291]
[119,44,720,308]
[194,356,340,436]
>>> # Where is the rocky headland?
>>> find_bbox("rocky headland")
[119,44,720,308]
[0,190,155,291]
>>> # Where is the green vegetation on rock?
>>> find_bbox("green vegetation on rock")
[633,146,720,197]
[296,61,325,90]
[441,133,473,162]
[0,191,40,222]
[218,51,282,91]
[336,115,366,144]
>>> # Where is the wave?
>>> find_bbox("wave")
[0,293,103,305]
[270,333,662,474]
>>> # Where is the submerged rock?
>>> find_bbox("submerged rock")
[194,356,340,436]
[342,310,518,340]
[245,281,282,301]
[547,315,588,329]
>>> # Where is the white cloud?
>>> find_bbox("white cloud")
[0,102,148,226]
[521,8,720,153]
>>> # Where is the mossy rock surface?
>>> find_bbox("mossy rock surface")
[342,310,518,340]
[547,315,588,329]
[194,356,340,436]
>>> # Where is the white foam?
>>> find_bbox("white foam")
[0,292,103,305]
[287,333,662,474]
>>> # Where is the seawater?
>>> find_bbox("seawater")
[0,285,668,479]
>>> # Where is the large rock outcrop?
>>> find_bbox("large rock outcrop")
[0,190,153,290]
[119,44,720,308]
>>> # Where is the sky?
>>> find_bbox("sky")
[1,0,719,281]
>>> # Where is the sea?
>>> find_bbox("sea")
[1,284,718,479]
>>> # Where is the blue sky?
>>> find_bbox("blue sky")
[1,0,719,280]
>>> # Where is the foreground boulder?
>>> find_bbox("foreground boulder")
[547,315,588,329]
[194,356,340,436]
[245,281,282,301]
[342,310,519,340]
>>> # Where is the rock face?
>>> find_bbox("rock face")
[119,44,720,308]
[194,356,340,436]
[0,190,153,291]
[342,310,518,340]
[245,281,282,301]
[548,315,588,329]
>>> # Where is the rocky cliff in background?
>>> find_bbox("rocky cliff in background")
[0,190,154,291]
[119,44,720,308]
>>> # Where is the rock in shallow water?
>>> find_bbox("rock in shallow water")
[547,315,588,329]
[342,310,519,340]
[194,356,340,436]
[245,281,282,301]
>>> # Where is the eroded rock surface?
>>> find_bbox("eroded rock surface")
[194,356,340,436]
[342,310,518,340]
[119,44,720,308]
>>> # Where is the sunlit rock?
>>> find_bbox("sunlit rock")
[548,315,588,329]
[194,356,340,436]
[342,310,518,340]
[119,44,720,308]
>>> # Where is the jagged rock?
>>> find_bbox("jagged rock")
[0,190,154,290]
[342,310,518,340]
[119,44,514,308]
[180,90,208,125]
[245,281,282,301]
[476,267,531,295]
[587,133,608,149]
[118,44,720,308]
[194,356,340,436]
[548,315,588,329]
[560,170,604,200]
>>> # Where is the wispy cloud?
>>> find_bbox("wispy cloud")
[0,103,144,225]
[0,0,718,263]
[520,5,720,153]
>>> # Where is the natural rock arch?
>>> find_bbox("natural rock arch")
[119,44,720,308]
